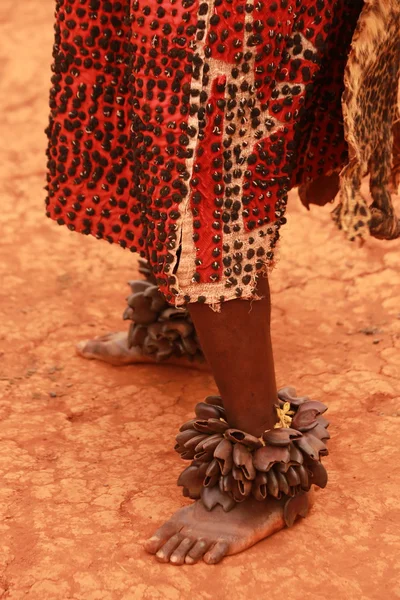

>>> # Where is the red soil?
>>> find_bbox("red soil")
[0,2,399,598]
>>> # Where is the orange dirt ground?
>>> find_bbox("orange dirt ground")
[1,2,400,599]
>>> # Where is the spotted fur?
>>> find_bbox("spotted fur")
[334,0,400,241]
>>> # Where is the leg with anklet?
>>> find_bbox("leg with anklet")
[144,275,329,565]
[76,259,206,369]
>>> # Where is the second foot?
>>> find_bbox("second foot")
[76,331,208,370]
[144,493,309,565]
[76,331,147,366]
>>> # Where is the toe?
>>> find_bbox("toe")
[203,541,229,565]
[169,537,195,566]
[185,539,212,565]
[75,339,92,357]
[76,338,108,358]
[144,523,181,555]
[76,332,120,355]
[155,533,184,563]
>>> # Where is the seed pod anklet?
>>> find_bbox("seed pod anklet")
[175,387,330,528]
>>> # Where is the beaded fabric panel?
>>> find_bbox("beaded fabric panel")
[46,0,363,306]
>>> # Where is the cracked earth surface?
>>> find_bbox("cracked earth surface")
[1,2,400,599]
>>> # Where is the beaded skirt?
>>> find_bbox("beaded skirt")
[46,0,400,306]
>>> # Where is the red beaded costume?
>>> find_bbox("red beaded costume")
[46,0,400,305]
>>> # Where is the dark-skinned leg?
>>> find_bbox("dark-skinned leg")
[144,274,294,566]
[189,274,277,435]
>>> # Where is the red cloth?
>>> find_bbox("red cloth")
[46,0,363,304]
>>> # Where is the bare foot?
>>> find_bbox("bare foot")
[76,332,148,366]
[144,494,309,565]
[76,332,208,370]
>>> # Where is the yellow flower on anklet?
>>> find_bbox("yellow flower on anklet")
[274,402,294,429]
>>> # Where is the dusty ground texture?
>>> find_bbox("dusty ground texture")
[1,1,400,599]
